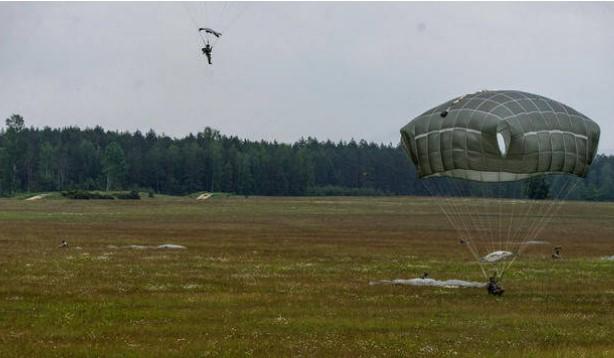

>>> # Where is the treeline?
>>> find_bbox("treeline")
[1,114,613,200]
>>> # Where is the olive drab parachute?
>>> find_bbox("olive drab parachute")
[198,27,222,38]
[401,90,600,182]
[400,90,601,279]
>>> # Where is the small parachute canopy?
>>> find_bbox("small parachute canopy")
[198,27,222,38]
[400,90,600,182]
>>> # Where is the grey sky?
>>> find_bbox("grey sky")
[1,2,613,153]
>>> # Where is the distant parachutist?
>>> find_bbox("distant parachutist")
[552,246,562,260]
[202,43,213,65]
[487,275,504,296]
[198,27,221,65]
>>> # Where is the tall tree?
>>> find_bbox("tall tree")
[5,114,24,131]
[102,142,128,191]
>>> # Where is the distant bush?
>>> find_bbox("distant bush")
[61,190,140,200]
[62,190,114,200]
[305,186,389,196]
[115,190,141,200]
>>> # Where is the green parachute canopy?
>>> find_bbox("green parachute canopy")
[400,90,600,182]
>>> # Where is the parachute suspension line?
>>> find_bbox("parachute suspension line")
[423,181,469,244]
[499,190,543,280]
[500,177,580,278]
[490,185,503,257]
[494,183,509,277]
[518,196,551,252]
[510,184,545,259]
[445,182,484,255]
[456,195,489,270]
[425,185,468,245]
[443,198,489,279]
[522,178,579,251]
[452,180,495,278]
[501,183,512,254]
[457,182,482,254]
[507,182,527,272]
[460,185,493,279]
[500,184,518,255]
[463,185,483,256]
[493,186,504,275]
[499,180,518,262]
[473,182,497,262]
[497,182,503,258]
[483,183,500,276]
[448,180,484,255]
[424,180,488,279]
[483,184,500,260]
[504,182,522,256]
[506,182,524,255]
[473,184,499,263]
[442,182,468,237]
[506,181,540,255]
[514,180,562,255]
[532,179,579,241]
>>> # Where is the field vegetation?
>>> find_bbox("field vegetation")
[1,196,613,356]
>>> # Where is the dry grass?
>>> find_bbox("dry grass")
[1,196,613,357]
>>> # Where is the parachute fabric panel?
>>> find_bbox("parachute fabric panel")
[400,90,600,182]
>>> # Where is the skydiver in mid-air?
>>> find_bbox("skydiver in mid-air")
[202,43,213,65]
[487,275,504,296]
[198,27,221,65]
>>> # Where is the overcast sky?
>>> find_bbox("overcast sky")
[1,2,613,153]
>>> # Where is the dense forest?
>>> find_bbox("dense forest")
[1,114,613,200]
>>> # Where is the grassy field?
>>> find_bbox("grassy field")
[1,196,614,357]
